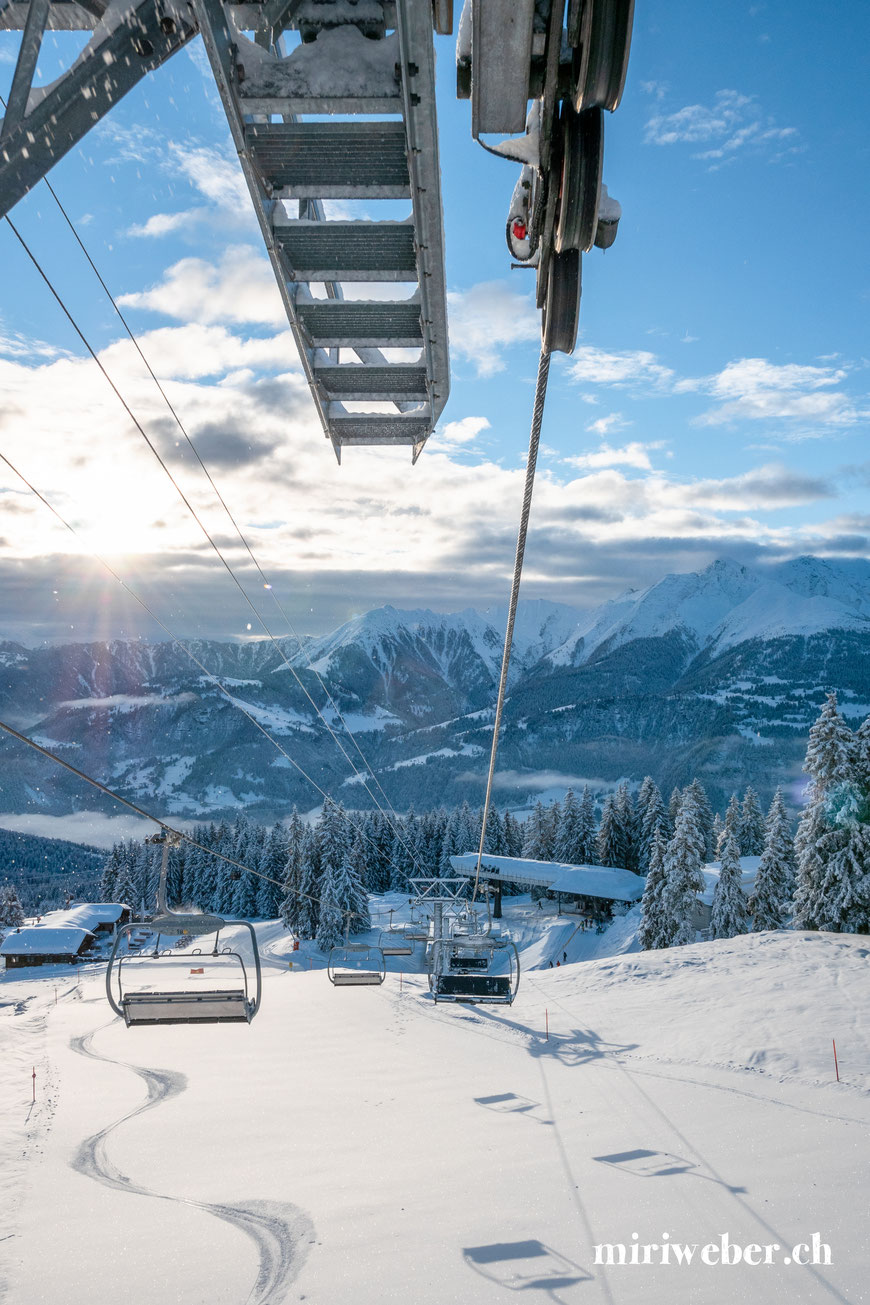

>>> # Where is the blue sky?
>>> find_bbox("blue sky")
[1,1,869,643]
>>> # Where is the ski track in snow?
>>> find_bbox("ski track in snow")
[69,1029,314,1305]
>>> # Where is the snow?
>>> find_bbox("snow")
[236,25,401,102]
[60,694,195,711]
[450,853,645,901]
[0,927,94,956]
[699,856,761,907]
[35,904,127,931]
[1,911,869,1303]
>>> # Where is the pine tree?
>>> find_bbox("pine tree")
[554,789,580,863]
[711,833,747,939]
[0,884,25,927]
[522,801,551,860]
[748,788,795,931]
[637,777,665,874]
[663,788,705,946]
[794,693,858,931]
[297,827,322,940]
[717,794,741,857]
[667,786,682,837]
[686,779,715,862]
[813,821,870,933]
[279,810,306,933]
[597,794,626,868]
[638,828,669,949]
[615,782,638,871]
[739,787,766,856]
[315,859,346,952]
[346,830,372,933]
[99,844,122,901]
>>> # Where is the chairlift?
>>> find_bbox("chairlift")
[328,942,386,987]
[105,831,262,1025]
[429,934,520,1005]
[378,926,415,957]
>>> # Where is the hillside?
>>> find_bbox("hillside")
[1,920,867,1303]
[2,555,870,821]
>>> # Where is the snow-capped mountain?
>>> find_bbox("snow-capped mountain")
[2,556,869,822]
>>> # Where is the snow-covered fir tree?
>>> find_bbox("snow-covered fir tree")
[685,779,715,862]
[315,858,347,952]
[615,782,638,871]
[636,777,666,874]
[638,828,669,949]
[0,884,25,927]
[99,844,122,901]
[711,833,747,940]
[718,794,741,857]
[522,801,553,860]
[748,788,795,931]
[346,830,372,933]
[667,786,682,837]
[793,693,860,931]
[597,793,626,868]
[662,788,706,946]
[554,789,580,863]
[279,810,307,933]
[739,787,766,856]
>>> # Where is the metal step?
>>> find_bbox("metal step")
[298,300,422,347]
[246,122,410,197]
[315,364,428,401]
[330,414,433,446]
[273,219,418,282]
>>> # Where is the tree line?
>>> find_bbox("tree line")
[94,690,869,951]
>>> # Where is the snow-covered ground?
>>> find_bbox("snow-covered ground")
[1,907,868,1304]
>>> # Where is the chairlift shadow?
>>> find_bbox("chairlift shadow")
[593,1147,747,1194]
[463,1240,590,1298]
[472,1004,640,1068]
[474,1091,553,1127]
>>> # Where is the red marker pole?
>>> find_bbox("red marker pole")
[32,1067,36,1104]
[833,1038,840,1082]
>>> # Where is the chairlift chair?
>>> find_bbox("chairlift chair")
[105,831,262,1025]
[429,935,520,1005]
[378,926,415,957]
[328,942,386,987]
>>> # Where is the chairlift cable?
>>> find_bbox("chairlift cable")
[0,449,413,894]
[2,212,425,877]
[0,717,372,924]
[472,348,552,903]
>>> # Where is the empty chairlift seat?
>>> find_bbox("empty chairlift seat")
[378,927,415,957]
[430,936,520,1006]
[106,914,262,1026]
[328,943,386,986]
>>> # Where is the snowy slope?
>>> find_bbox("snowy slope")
[2,919,868,1305]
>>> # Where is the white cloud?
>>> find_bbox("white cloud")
[685,357,861,428]
[129,210,208,239]
[586,412,629,437]
[117,246,286,326]
[432,416,491,447]
[447,281,539,377]
[568,440,663,471]
[645,89,799,165]
[568,346,674,388]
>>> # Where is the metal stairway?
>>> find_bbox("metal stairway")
[0,0,451,462]
[191,0,450,461]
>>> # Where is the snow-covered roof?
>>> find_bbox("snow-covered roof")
[35,903,129,931]
[450,854,645,902]
[1,927,95,956]
[698,856,762,907]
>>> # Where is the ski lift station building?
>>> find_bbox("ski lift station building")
[450,854,645,916]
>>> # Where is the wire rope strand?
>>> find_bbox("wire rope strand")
[2,211,423,875]
[472,348,551,901]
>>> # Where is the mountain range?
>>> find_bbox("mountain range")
[2,555,869,824]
